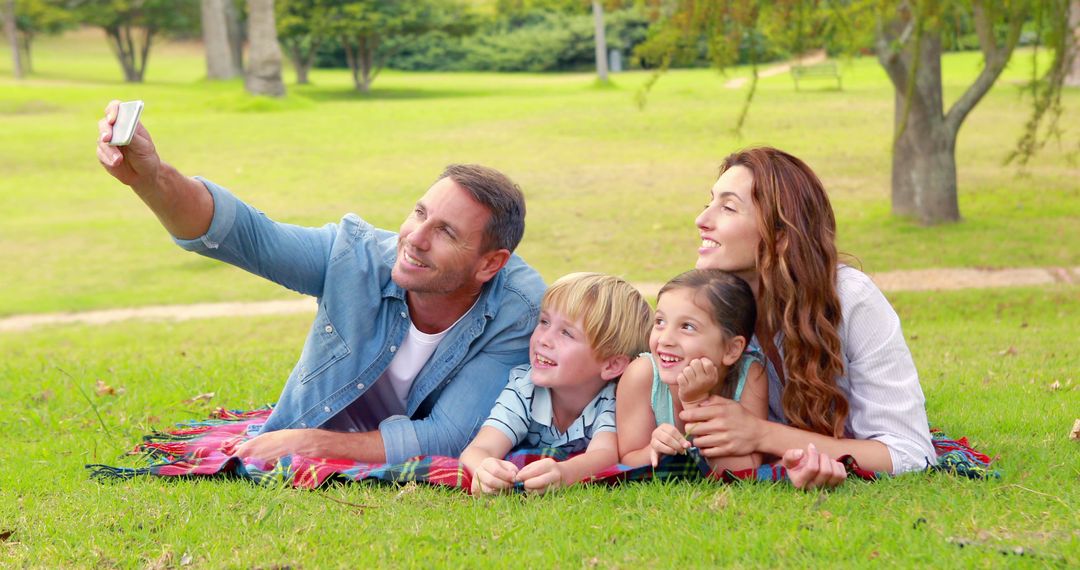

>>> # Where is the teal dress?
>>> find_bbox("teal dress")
[643,349,765,427]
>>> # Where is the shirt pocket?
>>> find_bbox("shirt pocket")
[296,306,351,384]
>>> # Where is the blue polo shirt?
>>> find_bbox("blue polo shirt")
[482,365,616,454]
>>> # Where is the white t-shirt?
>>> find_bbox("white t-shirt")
[323,300,477,432]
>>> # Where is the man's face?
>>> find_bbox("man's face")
[391,177,493,296]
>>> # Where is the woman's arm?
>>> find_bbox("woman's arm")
[616,357,659,467]
[681,398,894,472]
[702,362,766,473]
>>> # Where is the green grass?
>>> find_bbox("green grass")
[0,29,1078,316]
[0,28,1077,567]
[0,286,1075,567]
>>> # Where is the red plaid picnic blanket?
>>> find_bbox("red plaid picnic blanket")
[86,407,995,490]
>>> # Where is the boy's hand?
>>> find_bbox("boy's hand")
[649,423,690,466]
[677,358,720,405]
[515,458,564,494]
[470,457,519,495]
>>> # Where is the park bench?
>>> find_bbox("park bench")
[791,60,842,91]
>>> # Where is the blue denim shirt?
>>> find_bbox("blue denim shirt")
[174,178,546,463]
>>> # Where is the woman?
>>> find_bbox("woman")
[681,147,934,489]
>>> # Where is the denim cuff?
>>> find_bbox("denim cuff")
[172,177,238,251]
[379,414,422,464]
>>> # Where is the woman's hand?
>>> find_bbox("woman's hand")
[678,395,765,458]
[649,423,690,466]
[781,443,847,489]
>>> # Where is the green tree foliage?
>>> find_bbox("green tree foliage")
[72,0,200,82]
[13,0,74,73]
[634,0,1073,225]
[276,0,325,84]
[318,0,468,92]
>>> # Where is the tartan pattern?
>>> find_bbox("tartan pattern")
[86,407,994,491]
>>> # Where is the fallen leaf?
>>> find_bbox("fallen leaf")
[180,552,193,566]
[1070,419,1080,441]
[821,510,833,519]
[998,346,1018,357]
[94,380,115,396]
[709,489,730,511]
[182,392,215,404]
[868,550,879,560]
[33,390,53,402]
[1048,381,1061,391]
[0,529,13,541]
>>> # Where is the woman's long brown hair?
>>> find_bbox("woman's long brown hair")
[720,147,848,438]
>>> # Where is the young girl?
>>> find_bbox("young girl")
[617,269,768,473]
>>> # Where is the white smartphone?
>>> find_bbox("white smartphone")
[108,100,144,146]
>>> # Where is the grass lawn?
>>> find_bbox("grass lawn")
[0,29,1077,316]
[0,28,1077,568]
[0,286,1075,567]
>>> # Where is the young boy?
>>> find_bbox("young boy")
[461,272,652,494]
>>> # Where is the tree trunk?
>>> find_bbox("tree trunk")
[20,31,30,73]
[202,0,237,79]
[244,0,285,97]
[1067,0,1080,87]
[106,24,146,82]
[4,0,22,79]
[592,0,609,83]
[887,33,959,223]
[358,36,374,93]
[225,0,244,72]
[286,43,313,85]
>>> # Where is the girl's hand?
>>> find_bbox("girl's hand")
[781,443,847,490]
[649,423,690,466]
[679,395,764,457]
[677,358,720,404]
[470,457,519,495]
[515,458,564,494]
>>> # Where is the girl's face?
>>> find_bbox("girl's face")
[694,166,762,283]
[649,288,730,386]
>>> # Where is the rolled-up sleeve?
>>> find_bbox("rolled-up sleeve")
[171,177,337,298]
[839,269,934,474]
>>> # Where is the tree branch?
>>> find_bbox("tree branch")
[944,0,1022,135]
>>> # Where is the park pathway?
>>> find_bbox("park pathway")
[0,266,1075,333]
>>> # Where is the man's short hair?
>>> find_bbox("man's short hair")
[541,272,652,362]
[439,164,526,253]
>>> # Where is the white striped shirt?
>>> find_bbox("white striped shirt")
[751,265,935,474]
[482,365,616,454]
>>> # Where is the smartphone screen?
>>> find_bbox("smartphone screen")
[109,100,144,147]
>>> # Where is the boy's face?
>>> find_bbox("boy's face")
[529,308,606,389]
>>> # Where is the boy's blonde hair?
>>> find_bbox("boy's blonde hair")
[542,272,652,361]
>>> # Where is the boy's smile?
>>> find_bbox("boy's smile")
[529,309,606,390]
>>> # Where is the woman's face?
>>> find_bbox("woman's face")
[694,165,762,282]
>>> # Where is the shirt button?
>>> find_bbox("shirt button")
[300,422,307,428]
[357,383,365,390]
[324,325,333,334]
[400,311,407,319]
[389,345,397,353]
[323,406,331,413]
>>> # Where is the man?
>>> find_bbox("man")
[96,101,545,464]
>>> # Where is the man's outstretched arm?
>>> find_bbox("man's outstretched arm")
[97,99,213,240]
[232,429,387,463]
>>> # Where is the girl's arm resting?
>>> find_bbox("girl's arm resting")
[615,357,659,467]
[701,363,767,473]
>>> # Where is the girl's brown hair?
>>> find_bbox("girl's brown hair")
[720,147,848,437]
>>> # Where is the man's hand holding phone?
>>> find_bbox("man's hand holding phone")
[97,99,161,189]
